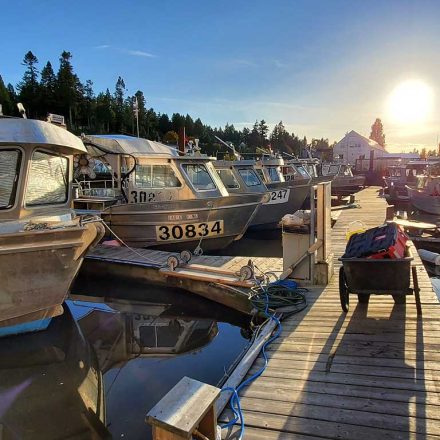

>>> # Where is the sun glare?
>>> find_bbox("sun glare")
[386,79,434,125]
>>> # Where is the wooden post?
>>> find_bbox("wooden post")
[146,377,220,440]
[317,182,332,262]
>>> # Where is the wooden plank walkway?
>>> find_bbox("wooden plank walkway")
[220,187,440,440]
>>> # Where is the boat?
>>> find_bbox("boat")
[251,155,311,228]
[407,170,440,215]
[383,161,439,201]
[74,135,264,251]
[0,304,106,439]
[321,163,365,196]
[0,117,104,331]
[214,159,299,229]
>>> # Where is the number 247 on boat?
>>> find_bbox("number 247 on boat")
[155,220,224,241]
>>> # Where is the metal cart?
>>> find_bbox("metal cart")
[338,251,421,312]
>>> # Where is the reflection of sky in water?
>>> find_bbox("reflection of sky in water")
[104,322,245,439]
[71,299,249,440]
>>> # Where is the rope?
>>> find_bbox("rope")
[81,215,169,267]
[220,279,308,439]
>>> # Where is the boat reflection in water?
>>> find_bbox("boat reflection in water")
[0,305,106,439]
[73,284,250,439]
[0,279,251,440]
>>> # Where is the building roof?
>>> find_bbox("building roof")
[339,130,386,151]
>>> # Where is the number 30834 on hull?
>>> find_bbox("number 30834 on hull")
[100,194,263,251]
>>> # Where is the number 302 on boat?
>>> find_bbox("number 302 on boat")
[155,220,224,241]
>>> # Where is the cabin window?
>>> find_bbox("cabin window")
[267,167,281,182]
[294,165,310,179]
[255,168,266,182]
[25,150,68,206]
[216,169,240,189]
[135,165,181,188]
[239,169,261,187]
[183,164,216,191]
[0,149,21,210]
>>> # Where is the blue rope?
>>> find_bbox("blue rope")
[220,288,283,440]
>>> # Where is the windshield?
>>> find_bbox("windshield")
[25,150,68,206]
[135,165,181,188]
[216,169,240,189]
[267,167,282,182]
[238,169,261,187]
[183,164,216,190]
[0,149,21,210]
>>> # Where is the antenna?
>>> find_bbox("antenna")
[214,135,242,160]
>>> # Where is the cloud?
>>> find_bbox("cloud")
[92,45,155,58]
[125,50,155,58]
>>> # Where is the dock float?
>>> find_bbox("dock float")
[219,187,440,440]
[82,244,283,315]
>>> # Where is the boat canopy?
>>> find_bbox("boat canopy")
[84,134,179,157]
[0,118,86,154]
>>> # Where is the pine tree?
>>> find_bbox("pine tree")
[113,76,126,132]
[40,61,57,114]
[56,51,82,126]
[17,51,40,117]
[0,75,13,115]
[370,118,386,147]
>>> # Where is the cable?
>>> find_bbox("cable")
[220,280,307,439]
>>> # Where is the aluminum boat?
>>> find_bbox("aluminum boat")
[0,118,104,330]
[74,135,264,251]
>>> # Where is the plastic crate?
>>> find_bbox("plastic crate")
[342,223,408,259]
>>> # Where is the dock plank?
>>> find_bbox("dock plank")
[220,187,440,439]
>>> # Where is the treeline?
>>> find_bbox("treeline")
[0,50,331,157]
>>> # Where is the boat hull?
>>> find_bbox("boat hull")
[249,182,310,230]
[331,175,365,196]
[0,222,103,326]
[101,193,263,251]
[407,186,440,215]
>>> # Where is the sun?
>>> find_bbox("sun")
[386,79,434,125]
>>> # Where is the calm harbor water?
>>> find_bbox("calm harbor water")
[0,279,252,440]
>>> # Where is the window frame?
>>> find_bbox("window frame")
[135,164,182,189]
[25,149,69,207]
[182,163,217,192]
[0,147,23,211]
[216,168,240,190]
[238,168,262,187]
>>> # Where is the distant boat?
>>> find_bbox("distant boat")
[74,135,264,251]
[407,172,440,215]
[383,160,438,201]
[0,118,104,332]
[321,163,365,196]
[214,158,311,229]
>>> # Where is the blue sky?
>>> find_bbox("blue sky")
[1,0,440,150]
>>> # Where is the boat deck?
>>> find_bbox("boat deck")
[220,187,440,440]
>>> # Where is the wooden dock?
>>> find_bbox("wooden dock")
[220,187,440,440]
[82,240,284,315]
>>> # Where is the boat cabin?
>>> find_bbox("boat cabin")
[322,163,354,177]
[0,118,87,224]
[78,135,230,206]
[254,157,287,184]
[281,161,313,183]
[214,160,267,195]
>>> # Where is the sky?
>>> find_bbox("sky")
[1,0,440,152]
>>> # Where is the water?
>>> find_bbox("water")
[0,279,252,440]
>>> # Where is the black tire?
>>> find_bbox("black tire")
[357,294,370,304]
[339,267,349,312]
[392,294,406,304]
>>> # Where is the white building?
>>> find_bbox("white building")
[333,130,387,165]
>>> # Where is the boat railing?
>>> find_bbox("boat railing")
[75,179,120,199]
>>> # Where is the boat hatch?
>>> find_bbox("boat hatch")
[135,164,182,188]
[182,163,217,191]
[216,168,240,190]
[0,149,22,210]
[25,150,69,206]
